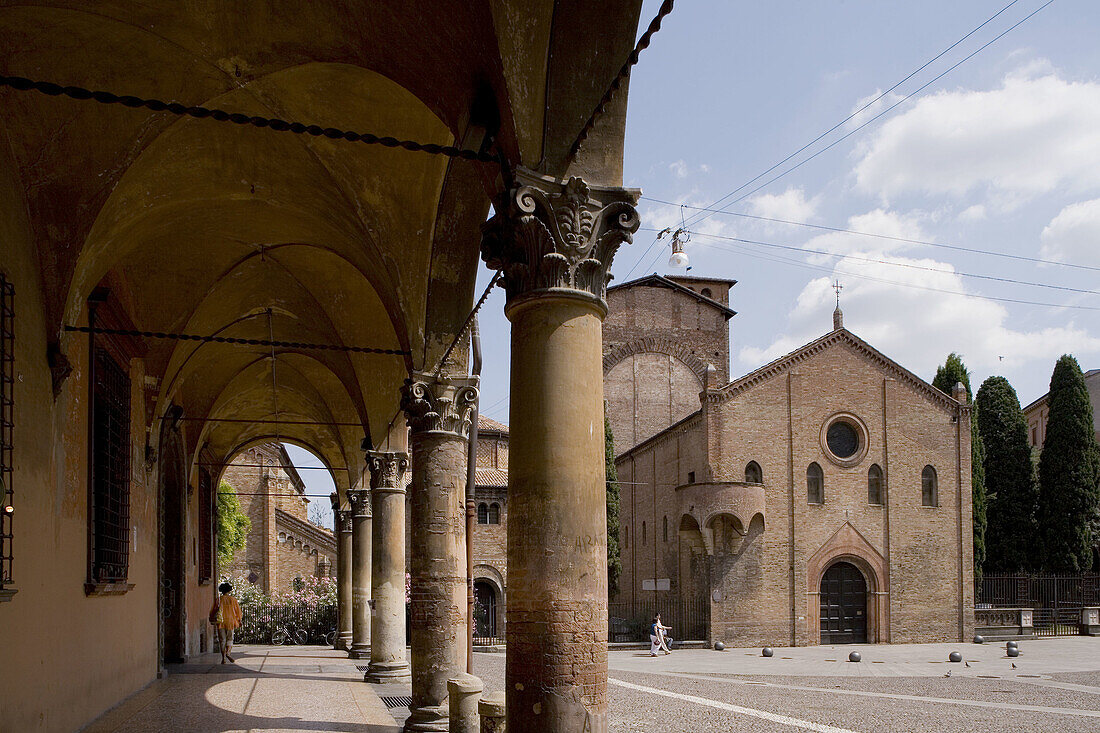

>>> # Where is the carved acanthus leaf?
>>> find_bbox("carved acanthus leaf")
[368,451,409,490]
[400,373,478,438]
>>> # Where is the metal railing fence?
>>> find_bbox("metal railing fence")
[235,602,337,644]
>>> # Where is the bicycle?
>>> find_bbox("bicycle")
[271,623,308,646]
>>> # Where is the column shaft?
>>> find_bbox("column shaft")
[348,488,372,659]
[336,509,353,651]
[402,375,476,732]
[368,451,411,682]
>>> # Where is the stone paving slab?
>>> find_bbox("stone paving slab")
[83,645,398,733]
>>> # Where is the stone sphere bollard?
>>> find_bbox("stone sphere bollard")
[479,691,506,733]
[714,642,725,651]
[949,651,962,663]
[762,647,774,657]
[1007,646,1020,658]
[973,635,985,644]
[848,651,861,663]
[448,673,483,733]
[1006,640,1018,649]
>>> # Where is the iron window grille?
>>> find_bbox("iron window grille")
[198,468,213,583]
[1,274,13,589]
[90,347,131,584]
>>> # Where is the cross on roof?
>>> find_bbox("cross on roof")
[832,280,843,307]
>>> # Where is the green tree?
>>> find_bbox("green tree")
[976,376,1037,573]
[1036,355,1100,572]
[933,353,987,581]
[605,411,622,598]
[216,481,251,571]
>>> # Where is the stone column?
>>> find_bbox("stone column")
[481,169,639,733]
[367,450,411,682]
[347,485,372,659]
[335,507,354,651]
[401,373,478,731]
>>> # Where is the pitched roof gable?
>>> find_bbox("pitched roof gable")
[608,273,737,319]
[715,328,965,413]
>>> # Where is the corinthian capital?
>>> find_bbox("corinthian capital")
[400,372,478,438]
[368,451,409,492]
[336,509,353,534]
[347,488,371,518]
[481,167,640,310]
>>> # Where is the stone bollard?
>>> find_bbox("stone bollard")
[479,691,505,733]
[448,674,483,733]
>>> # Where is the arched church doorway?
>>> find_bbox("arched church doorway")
[819,561,867,644]
[473,580,497,639]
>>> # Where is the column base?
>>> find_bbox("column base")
[337,633,352,651]
[403,705,448,732]
[348,644,371,659]
[366,660,411,683]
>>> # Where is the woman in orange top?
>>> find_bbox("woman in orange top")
[210,582,243,663]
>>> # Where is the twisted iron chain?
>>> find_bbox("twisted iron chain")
[0,74,498,163]
[63,325,409,355]
[569,0,676,158]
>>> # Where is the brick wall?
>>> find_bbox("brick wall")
[616,334,973,646]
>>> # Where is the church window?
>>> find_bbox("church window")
[488,502,500,525]
[477,503,488,524]
[826,421,859,459]
[89,347,131,586]
[687,471,695,484]
[745,461,762,484]
[867,464,883,505]
[0,274,13,592]
[807,462,824,504]
[623,525,628,548]
[642,521,647,545]
[821,413,868,467]
[701,287,713,298]
[922,465,938,507]
[663,515,668,542]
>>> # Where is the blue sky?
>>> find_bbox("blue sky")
[299,0,1100,527]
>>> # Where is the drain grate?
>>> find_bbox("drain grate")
[1017,674,1042,678]
[381,696,413,709]
[977,675,1001,679]
[356,665,369,672]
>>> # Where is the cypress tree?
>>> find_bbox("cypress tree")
[932,353,987,581]
[605,411,623,598]
[1036,355,1100,572]
[976,376,1037,573]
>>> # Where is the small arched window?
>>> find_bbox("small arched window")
[488,502,501,524]
[642,521,647,546]
[477,503,489,524]
[701,287,713,298]
[922,465,938,507]
[745,461,763,484]
[807,462,824,504]
[624,525,629,549]
[867,464,883,505]
[663,515,668,542]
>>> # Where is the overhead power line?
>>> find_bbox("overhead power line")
[683,0,1053,231]
[683,234,1100,312]
[641,227,1099,296]
[642,196,1100,274]
[0,75,497,163]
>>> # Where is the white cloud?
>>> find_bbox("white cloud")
[958,204,987,222]
[801,208,926,261]
[844,88,904,132]
[1040,198,1100,266]
[739,252,1100,381]
[854,67,1100,205]
[746,187,820,225]
[669,160,688,179]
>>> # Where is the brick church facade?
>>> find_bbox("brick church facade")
[607,274,975,646]
[222,443,336,594]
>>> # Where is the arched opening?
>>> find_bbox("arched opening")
[477,503,489,524]
[473,580,497,640]
[807,462,824,504]
[701,287,713,298]
[745,461,762,484]
[922,465,938,507]
[488,502,500,525]
[867,464,883,505]
[820,561,867,644]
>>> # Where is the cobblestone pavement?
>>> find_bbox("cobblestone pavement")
[471,637,1100,732]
